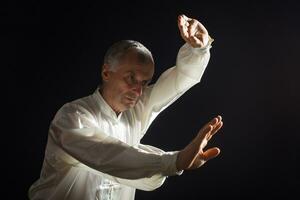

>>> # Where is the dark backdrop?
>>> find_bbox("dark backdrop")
[4,0,300,199]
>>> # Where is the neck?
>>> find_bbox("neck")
[98,86,121,116]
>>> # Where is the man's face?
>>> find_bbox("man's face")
[101,50,154,114]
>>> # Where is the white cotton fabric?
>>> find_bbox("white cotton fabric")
[28,42,212,200]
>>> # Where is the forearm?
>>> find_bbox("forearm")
[89,144,181,191]
[175,41,212,83]
[50,123,179,180]
[79,165,166,191]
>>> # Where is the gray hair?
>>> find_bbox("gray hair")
[103,40,154,71]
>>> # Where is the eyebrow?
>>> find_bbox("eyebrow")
[125,70,152,83]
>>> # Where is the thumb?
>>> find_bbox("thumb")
[202,147,221,160]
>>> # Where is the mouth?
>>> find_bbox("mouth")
[126,96,138,103]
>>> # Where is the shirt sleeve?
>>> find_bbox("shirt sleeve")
[49,103,180,186]
[81,144,182,191]
[135,41,213,138]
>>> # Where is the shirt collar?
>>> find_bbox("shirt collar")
[93,88,123,122]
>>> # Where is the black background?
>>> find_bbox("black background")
[4,0,300,199]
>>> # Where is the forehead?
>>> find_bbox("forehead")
[117,50,154,77]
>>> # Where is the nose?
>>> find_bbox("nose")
[132,84,143,97]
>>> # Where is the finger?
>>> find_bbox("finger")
[206,116,222,138]
[195,124,212,144]
[181,14,191,22]
[188,20,198,37]
[197,118,217,138]
[190,156,206,169]
[204,115,221,129]
[189,35,204,48]
[195,116,221,145]
[178,15,189,42]
[200,147,221,161]
[207,121,223,141]
[198,32,210,48]
[181,27,189,43]
[179,14,192,29]
[197,115,222,142]
[178,15,185,27]
[212,116,222,130]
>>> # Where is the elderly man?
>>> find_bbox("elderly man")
[29,14,223,200]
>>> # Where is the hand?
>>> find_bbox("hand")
[176,116,223,171]
[178,14,210,48]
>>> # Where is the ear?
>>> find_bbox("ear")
[101,64,111,82]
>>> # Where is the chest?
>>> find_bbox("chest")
[96,113,141,146]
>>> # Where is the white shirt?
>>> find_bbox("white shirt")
[28,42,212,200]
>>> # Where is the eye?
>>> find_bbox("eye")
[130,74,135,83]
[141,80,148,87]
[125,74,135,85]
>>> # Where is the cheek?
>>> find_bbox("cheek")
[115,82,132,96]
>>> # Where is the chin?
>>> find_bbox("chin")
[122,102,136,111]
[126,103,135,109]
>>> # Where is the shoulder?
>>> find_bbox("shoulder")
[54,94,97,121]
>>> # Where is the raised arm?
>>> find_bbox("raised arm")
[136,15,214,136]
